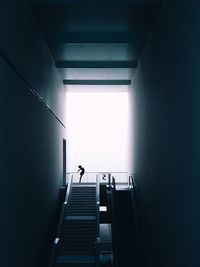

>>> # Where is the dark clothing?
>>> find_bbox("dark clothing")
[78,166,85,182]
[80,170,84,176]
[79,167,85,175]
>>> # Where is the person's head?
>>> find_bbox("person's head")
[78,165,82,168]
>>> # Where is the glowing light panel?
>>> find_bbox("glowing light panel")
[66,89,129,173]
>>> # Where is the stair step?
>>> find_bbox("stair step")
[68,208,96,211]
[67,210,96,213]
[62,227,96,231]
[71,193,96,195]
[71,192,96,194]
[68,207,96,210]
[62,231,96,235]
[67,210,96,214]
[55,264,95,267]
[70,197,96,199]
[60,243,95,246]
[68,210,96,213]
[72,189,96,190]
[68,205,96,207]
[71,191,96,193]
[67,215,96,217]
[70,200,95,201]
[59,246,95,252]
[68,206,96,208]
[70,194,96,196]
[65,215,96,220]
[69,205,96,207]
[68,209,96,211]
[56,255,95,264]
[70,198,95,199]
[71,194,96,196]
[70,198,96,200]
[70,195,95,196]
[61,239,95,242]
[60,231,96,236]
[69,200,96,202]
[61,232,96,236]
[59,245,95,249]
[59,248,95,252]
[63,220,96,225]
[59,247,95,252]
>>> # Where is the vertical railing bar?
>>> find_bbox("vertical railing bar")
[95,174,100,267]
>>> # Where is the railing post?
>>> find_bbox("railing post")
[95,174,100,267]
[112,176,116,190]
[108,173,111,187]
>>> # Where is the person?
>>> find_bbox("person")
[77,165,85,183]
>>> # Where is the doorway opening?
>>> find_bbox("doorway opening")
[66,87,130,175]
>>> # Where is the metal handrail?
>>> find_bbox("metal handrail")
[129,175,135,188]
[66,171,128,174]
[48,174,73,267]
[112,176,116,190]
[56,174,73,236]
[65,174,73,205]
[95,174,100,267]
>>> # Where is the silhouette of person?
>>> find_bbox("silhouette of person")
[77,165,85,183]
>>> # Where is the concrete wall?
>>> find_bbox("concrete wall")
[130,1,200,266]
[0,1,66,266]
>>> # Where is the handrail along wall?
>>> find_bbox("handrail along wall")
[48,174,73,267]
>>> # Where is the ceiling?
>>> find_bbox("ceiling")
[31,0,161,87]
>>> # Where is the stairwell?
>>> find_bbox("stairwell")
[54,184,97,267]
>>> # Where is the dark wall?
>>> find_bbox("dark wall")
[130,1,200,266]
[0,0,66,120]
[0,1,66,266]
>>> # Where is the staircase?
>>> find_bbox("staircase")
[54,183,97,267]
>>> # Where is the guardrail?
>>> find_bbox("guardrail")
[66,172,128,184]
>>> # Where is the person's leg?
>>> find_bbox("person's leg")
[79,174,83,183]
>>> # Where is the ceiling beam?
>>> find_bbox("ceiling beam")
[46,31,146,44]
[56,60,137,68]
[32,1,161,9]
[63,80,131,85]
